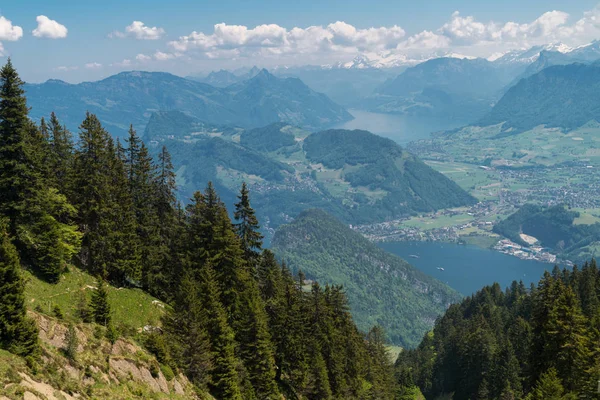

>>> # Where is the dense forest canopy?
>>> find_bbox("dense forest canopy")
[396,261,600,399]
[0,59,398,399]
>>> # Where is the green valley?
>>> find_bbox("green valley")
[146,120,476,232]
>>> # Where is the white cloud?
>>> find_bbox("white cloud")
[0,16,23,41]
[168,21,407,57]
[54,65,78,72]
[111,21,165,40]
[154,51,176,60]
[32,15,68,39]
[136,53,152,62]
[112,59,132,67]
[85,62,102,69]
[398,30,451,50]
[109,5,600,69]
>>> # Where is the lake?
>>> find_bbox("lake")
[333,109,468,145]
[378,241,558,296]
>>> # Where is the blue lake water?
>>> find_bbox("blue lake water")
[333,109,468,145]
[378,241,557,296]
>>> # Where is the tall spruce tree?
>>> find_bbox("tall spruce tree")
[0,219,39,357]
[0,59,38,235]
[197,264,243,400]
[163,269,212,387]
[234,182,263,262]
[48,112,75,196]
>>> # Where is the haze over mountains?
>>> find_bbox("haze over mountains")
[24,68,351,138]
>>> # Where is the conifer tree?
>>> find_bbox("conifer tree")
[236,284,280,399]
[0,59,39,236]
[0,220,39,357]
[234,182,263,261]
[48,112,75,196]
[197,264,243,400]
[90,277,111,326]
[163,269,212,387]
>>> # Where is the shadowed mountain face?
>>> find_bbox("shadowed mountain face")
[364,57,523,122]
[24,69,352,138]
[479,63,600,134]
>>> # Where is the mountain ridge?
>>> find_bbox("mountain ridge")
[25,69,352,138]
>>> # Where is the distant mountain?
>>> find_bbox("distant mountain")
[507,41,600,84]
[271,209,462,347]
[189,66,261,87]
[491,42,574,65]
[364,57,523,121]
[25,69,351,138]
[151,122,476,230]
[322,51,476,70]
[479,63,600,134]
[274,66,397,107]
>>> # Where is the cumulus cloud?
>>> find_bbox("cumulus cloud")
[0,16,23,41]
[32,15,68,39]
[109,5,600,69]
[135,53,152,62]
[168,21,406,57]
[85,62,102,69]
[55,65,78,72]
[111,21,165,40]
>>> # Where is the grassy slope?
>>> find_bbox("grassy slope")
[0,267,205,400]
[25,267,166,330]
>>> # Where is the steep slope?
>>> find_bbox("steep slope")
[0,267,200,399]
[479,63,600,134]
[25,69,351,138]
[272,209,462,347]
[157,124,476,230]
[365,57,522,121]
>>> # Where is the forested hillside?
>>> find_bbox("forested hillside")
[480,63,600,134]
[272,209,462,347]
[0,59,398,399]
[396,262,600,399]
[494,204,600,263]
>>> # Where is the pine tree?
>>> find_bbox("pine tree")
[90,277,111,326]
[48,112,75,196]
[234,182,263,261]
[0,59,38,235]
[197,264,243,400]
[0,219,39,357]
[236,284,280,399]
[546,285,590,391]
[527,368,577,400]
[163,269,212,387]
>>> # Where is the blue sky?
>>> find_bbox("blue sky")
[2,0,600,82]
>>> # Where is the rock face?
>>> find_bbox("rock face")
[0,313,199,399]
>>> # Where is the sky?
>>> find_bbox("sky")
[2,0,600,83]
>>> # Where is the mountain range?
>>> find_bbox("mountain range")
[360,57,523,122]
[479,62,600,134]
[25,69,352,138]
